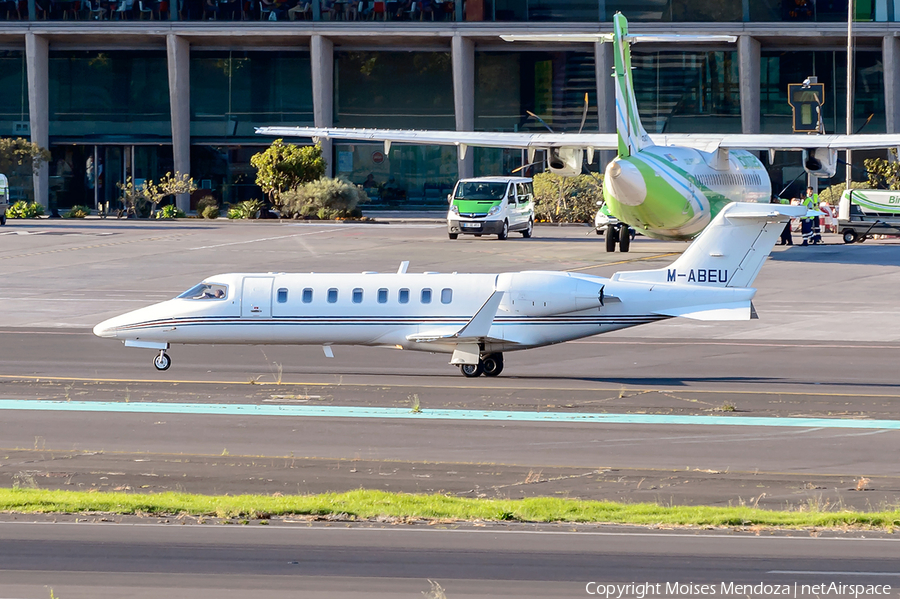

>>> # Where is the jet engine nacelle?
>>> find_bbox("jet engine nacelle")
[802,148,837,178]
[547,147,584,177]
[497,272,604,316]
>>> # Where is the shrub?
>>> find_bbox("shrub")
[251,140,326,210]
[280,177,368,220]
[227,199,265,219]
[155,204,186,219]
[196,195,219,219]
[63,205,92,219]
[532,172,603,223]
[201,204,220,219]
[7,201,45,219]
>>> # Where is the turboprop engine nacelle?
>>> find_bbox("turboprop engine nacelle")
[497,272,604,316]
[802,148,837,178]
[547,147,584,177]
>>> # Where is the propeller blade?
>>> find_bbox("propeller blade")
[526,110,554,133]
[578,92,589,134]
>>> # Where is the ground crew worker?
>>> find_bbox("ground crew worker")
[801,188,816,245]
[772,195,793,245]
[805,186,822,244]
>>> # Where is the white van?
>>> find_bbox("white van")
[0,174,9,226]
[447,177,535,240]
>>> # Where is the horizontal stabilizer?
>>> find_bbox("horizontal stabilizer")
[655,302,752,321]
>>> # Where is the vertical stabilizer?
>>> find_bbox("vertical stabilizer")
[610,203,807,288]
[612,13,651,157]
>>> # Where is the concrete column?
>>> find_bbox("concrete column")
[25,33,49,210]
[452,34,475,179]
[311,35,334,177]
[738,35,761,134]
[166,34,191,212]
[883,35,900,134]
[594,41,615,170]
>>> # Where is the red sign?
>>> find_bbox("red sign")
[372,151,385,164]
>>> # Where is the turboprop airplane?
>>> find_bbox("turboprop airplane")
[93,202,804,377]
[257,13,900,251]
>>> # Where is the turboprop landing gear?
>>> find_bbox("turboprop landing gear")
[458,353,504,378]
[154,350,171,371]
[605,223,633,253]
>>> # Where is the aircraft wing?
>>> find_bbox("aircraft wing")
[649,133,900,153]
[256,126,619,150]
[407,290,506,344]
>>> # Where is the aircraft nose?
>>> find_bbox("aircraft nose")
[605,159,647,207]
[93,319,119,339]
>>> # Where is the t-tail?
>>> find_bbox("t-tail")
[612,13,651,158]
[612,203,807,289]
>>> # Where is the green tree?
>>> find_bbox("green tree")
[864,153,900,190]
[250,140,326,210]
[532,172,603,223]
[0,138,51,202]
[117,172,196,217]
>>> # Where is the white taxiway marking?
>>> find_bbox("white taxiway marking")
[189,227,354,251]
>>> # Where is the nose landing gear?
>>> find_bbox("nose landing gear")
[154,350,171,371]
[458,353,504,378]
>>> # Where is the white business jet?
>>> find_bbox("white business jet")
[257,13,900,251]
[94,202,804,377]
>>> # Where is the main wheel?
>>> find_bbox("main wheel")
[605,226,618,252]
[618,224,631,252]
[448,232,458,240]
[459,363,483,377]
[153,352,171,371]
[481,353,504,377]
[497,220,509,240]
[0,214,5,226]
[521,219,533,238]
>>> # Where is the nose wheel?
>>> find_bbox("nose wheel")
[458,353,504,378]
[154,351,171,371]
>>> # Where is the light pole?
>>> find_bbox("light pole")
[846,0,854,188]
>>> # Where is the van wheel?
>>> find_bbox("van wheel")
[521,219,533,238]
[497,220,508,240]
[842,230,857,244]
[618,224,631,252]
[448,232,458,240]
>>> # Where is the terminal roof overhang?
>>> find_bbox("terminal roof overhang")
[0,22,891,49]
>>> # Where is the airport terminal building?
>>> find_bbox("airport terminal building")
[1,0,898,211]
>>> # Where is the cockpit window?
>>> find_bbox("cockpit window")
[177,283,228,300]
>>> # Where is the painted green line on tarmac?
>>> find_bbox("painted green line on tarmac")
[1,399,899,429]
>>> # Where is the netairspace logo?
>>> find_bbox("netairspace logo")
[584,581,893,598]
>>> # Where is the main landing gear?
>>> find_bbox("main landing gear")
[154,350,171,371]
[605,222,633,253]
[459,353,503,378]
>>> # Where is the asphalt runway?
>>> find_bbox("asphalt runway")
[0,522,898,599]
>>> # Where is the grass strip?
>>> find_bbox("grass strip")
[1,488,899,529]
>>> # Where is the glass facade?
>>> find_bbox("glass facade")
[190,145,268,208]
[190,51,313,139]
[2,0,896,20]
[0,51,28,138]
[334,51,455,207]
[632,50,741,134]
[48,50,170,139]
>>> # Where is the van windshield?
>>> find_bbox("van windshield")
[454,182,507,201]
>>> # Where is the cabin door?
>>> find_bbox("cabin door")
[241,277,274,318]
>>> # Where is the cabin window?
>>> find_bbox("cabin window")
[421,288,432,304]
[302,288,313,303]
[377,288,388,303]
[399,288,409,304]
[177,283,227,300]
[277,288,288,303]
[352,288,363,303]
[327,288,338,303]
[441,288,452,304]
